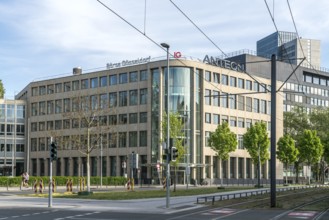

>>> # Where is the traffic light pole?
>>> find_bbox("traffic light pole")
[48,137,53,208]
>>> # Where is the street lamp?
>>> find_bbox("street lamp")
[161,42,170,208]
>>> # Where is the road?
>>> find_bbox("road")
[1,186,328,219]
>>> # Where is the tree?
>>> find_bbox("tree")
[298,129,323,185]
[243,122,270,187]
[208,122,237,186]
[277,134,299,185]
[161,112,184,191]
[54,94,113,192]
[283,107,310,183]
[0,80,5,98]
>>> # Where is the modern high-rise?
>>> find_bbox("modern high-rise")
[257,31,321,68]
[16,56,284,183]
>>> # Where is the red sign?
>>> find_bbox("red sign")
[174,52,181,58]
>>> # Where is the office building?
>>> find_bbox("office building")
[16,57,284,183]
[0,99,26,176]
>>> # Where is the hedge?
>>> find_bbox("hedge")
[0,176,127,187]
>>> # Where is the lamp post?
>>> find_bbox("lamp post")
[161,42,170,208]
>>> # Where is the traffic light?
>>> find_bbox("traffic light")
[171,147,178,162]
[50,142,58,161]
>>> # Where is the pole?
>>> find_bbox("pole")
[100,135,103,189]
[270,54,277,207]
[48,137,53,208]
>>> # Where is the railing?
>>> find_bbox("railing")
[196,185,319,205]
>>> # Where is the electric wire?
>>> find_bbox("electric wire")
[96,0,283,124]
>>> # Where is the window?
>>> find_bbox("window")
[64,82,71,92]
[39,101,46,115]
[16,124,24,136]
[238,78,244,89]
[213,91,219,106]
[139,88,147,105]
[140,70,148,81]
[55,99,62,113]
[81,79,89,89]
[213,114,220,124]
[230,76,236,87]
[39,86,46,95]
[47,101,54,114]
[90,78,98,88]
[109,92,117,107]
[205,71,211,82]
[246,118,252,128]
[253,98,260,113]
[140,112,147,123]
[39,122,45,131]
[64,98,70,112]
[109,115,117,125]
[129,131,138,147]
[119,132,127,148]
[205,131,211,147]
[129,71,138,82]
[221,115,228,124]
[221,74,228,85]
[205,113,211,123]
[31,122,37,132]
[229,95,236,109]
[119,73,128,84]
[238,95,245,111]
[230,116,237,127]
[91,95,98,110]
[31,103,38,116]
[213,72,220,83]
[119,91,127,106]
[109,133,117,148]
[100,94,108,109]
[246,80,252,90]
[221,93,228,108]
[55,83,62,93]
[109,75,117,85]
[260,100,267,114]
[47,84,54,94]
[253,81,259,92]
[129,90,138,106]
[246,97,252,112]
[6,124,14,135]
[72,80,79,90]
[139,131,147,146]
[119,114,127,124]
[129,113,138,124]
[47,121,54,130]
[32,87,38,96]
[99,76,107,87]
[238,118,245,128]
[205,89,211,105]
[238,135,244,149]
[63,119,70,129]
[72,119,79,128]
[55,120,62,130]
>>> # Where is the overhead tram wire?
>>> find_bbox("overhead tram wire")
[97,0,283,121]
[169,0,270,93]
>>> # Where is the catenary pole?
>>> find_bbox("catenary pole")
[271,54,277,207]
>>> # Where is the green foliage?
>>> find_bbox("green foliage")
[208,122,237,161]
[0,79,4,98]
[298,129,323,165]
[243,122,270,165]
[0,176,127,187]
[284,107,310,138]
[277,134,299,166]
[161,112,185,164]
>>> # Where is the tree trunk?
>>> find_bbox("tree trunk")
[285,163,288,185]
[87,153,90,192]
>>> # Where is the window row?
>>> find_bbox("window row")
[31,112,147,132]
[0,124,25,136]
[31,131,147,151]
[285,81,329,97]
[204,71,268,92]
[0,104,25,120]
[32,70,148,96]
[31,89,147,116]
[304,72,329,87]
[205,90,271,114]
[0,143,25,152]
[285,93,329,107]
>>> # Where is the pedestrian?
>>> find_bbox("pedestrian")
[25,172,29,187]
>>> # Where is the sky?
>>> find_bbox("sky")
[1,0,328,99]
